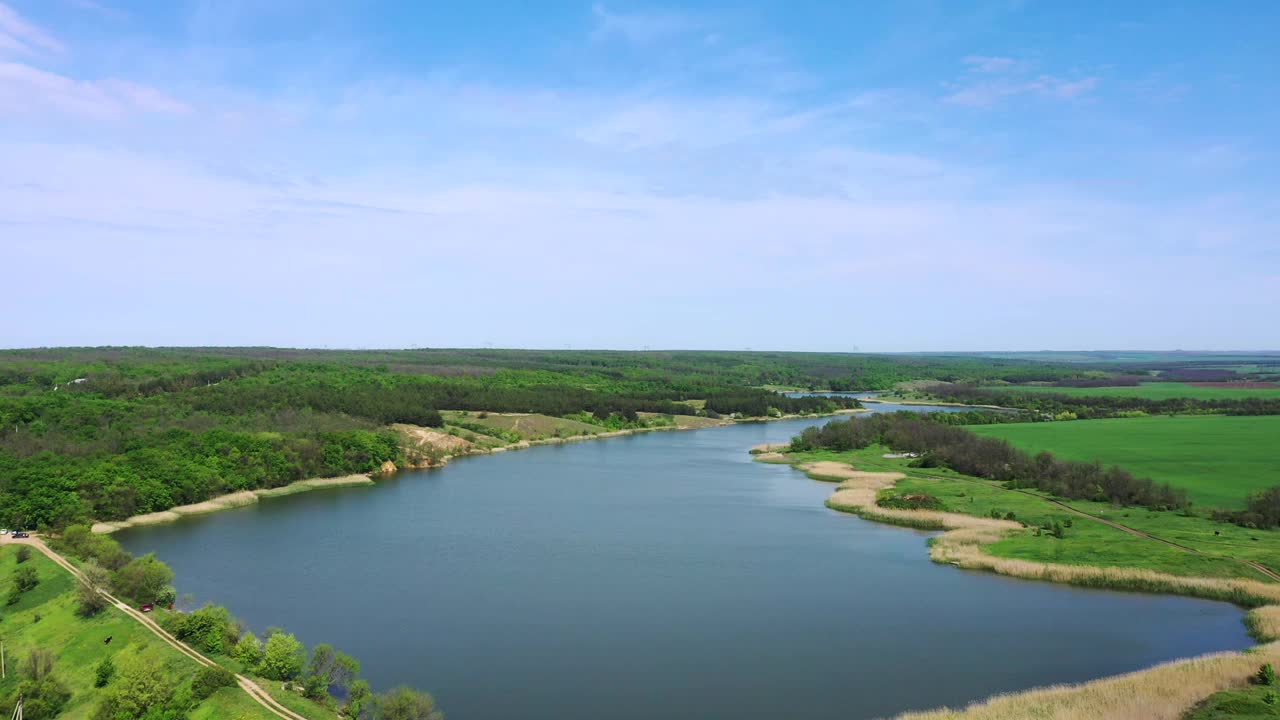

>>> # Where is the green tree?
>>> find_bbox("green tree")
[14,564,38,592]
[377,686,445,720]
[15,545,31,563]
[94,656,116,687]
[344,679,373,719]
[93,650,186,720]
[111,553,173,604]
[1258,663,1277,686]
[2,649,71,720]
[258,632,305,680]
[191,664,236,700]
[77,560,111,616]
[234,631,264,667]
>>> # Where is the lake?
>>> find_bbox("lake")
[118,407,1250,719]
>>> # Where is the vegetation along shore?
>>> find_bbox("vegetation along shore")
[756,407,1280,718]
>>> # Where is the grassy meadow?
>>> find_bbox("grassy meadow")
[969,415,1280,509]
[980,381,1280,401]
[0,544,281,720]
[788,446,1280,583]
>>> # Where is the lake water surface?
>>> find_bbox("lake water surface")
[118,406,1250,719]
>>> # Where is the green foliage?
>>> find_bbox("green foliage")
[111,553,174,604]
[170,603,239,655]
[14,563,39,591]
[76,560,111,616]
[15,545,31,563]
[259,632,305,680]
[1258,663,1278,686]
[377,686,445,720]
[93,649,191,720]
[234,631,264,667]
[2,649,71,720]
[191,664,237,700]
[94,656,116,687]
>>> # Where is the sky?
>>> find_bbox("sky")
[2,1,1277,352]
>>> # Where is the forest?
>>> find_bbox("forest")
[790,412,1188,511]
[921,383,1280,418]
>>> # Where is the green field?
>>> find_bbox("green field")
[787,446,1280,582]
[980,382,1280,400]
[970,416,1280,509]
[0,544,281,720]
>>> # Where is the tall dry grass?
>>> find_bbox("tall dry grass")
[788,458,1280,719]
[895,642,1280,720]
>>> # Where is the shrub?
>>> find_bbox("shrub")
[879,493,945,511]
[258,632,305,680]
[191,664,236,700]
[15,546,31,563]
[94,657,116,688]
[234,632,264,667]
[1257,663,1277,686]
[13,564,38,592]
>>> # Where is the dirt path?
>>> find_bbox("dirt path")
[886,465,1280,583]
[4,536,312,720]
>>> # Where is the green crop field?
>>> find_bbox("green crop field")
[980,382,1280,400]
[970,416,1280,509]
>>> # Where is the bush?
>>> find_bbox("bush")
[1257,663,1277,686]
[258,632,305,680]
[15,546,31,563]
[879,493,945,511]
[94,657,115,688]
[234,632,264,667]
[171,604,238,655]
[191,664,236,700]
[14,564,38,592]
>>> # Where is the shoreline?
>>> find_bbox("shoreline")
[92,409,865,535]
[757,450,1280,719]
[858,396,1021,412]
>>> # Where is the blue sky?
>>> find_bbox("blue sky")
[2,1,1277,351]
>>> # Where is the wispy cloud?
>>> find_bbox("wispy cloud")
[0,2,64,56]
[590,3,702,44]
[0,62,190,118]
[945,55,1099,106]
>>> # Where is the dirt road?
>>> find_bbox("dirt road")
[2,535,313,720]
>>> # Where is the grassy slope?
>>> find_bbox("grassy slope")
[787,446,1279,582]
[980,382,1280,400]
[0,546,280,720]
[968,415,1280,509]
[1185,684,1280,719]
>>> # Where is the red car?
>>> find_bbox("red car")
[139,603,154,612]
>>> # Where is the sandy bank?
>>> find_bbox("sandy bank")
[93,475,373,534]
[763,451,1280,719]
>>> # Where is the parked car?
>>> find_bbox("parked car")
[11,531,29,539]
[0,529,8,535]
[139,603,155,613]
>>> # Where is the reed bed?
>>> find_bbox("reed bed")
[787,456,1280,718]
[895,642,1280,720]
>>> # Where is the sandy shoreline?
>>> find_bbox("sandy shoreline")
[92,475,373,534]
[760,451,1280,719]
[92,410,863,534]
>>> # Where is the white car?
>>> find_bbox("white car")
[0,529,8,535]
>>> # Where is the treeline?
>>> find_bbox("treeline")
[924,383,1280,417]
[0,428,400,528]
[53,527,444,720]
[1051,376,1144,388]
[1213,488,1280,529]
[790,413,1188,510]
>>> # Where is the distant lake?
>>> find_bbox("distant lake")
[119,406,1249,720]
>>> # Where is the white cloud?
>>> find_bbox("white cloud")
[0,2,63,56]
[962,55,1019,73]
[590,3,701,44]
[0,62,191,118]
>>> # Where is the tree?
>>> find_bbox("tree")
[15,545,31,563]
[14,564,39,592]
[1,649,71,720]
[94,657,116,687]
[77,560,111,616]
[1258,663,1277,686]
[377,686,445,720]
[259,632,305,680]
[344,679,373,720]
[111,553,173,604]
[191,664,236,700]
[93,650,187,720]
[234,631,264,667]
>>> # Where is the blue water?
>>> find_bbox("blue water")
[118,410,1250,719]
